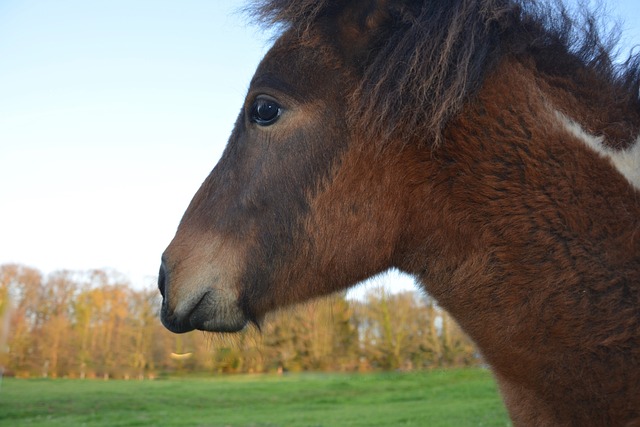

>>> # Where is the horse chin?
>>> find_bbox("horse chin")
[197,318,247,333]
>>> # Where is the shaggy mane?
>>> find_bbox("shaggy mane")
[249,0,640,145]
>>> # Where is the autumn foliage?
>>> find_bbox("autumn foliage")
[0,264,479,378]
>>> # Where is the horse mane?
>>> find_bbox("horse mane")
[250,0,640,145]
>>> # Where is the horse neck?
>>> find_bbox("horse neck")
[396,58,640,424]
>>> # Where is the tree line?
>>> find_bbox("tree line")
[0,264,479,378]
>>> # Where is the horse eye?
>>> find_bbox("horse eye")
[250,98,281,126]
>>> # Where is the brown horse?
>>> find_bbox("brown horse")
[158,0,640,424]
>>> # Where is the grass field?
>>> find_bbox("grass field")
[0,369,510,426]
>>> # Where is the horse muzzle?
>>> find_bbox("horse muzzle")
[158,258,247,333]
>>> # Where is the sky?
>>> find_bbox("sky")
[1,0,639,293]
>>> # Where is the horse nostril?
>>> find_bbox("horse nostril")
[158,261,167,299]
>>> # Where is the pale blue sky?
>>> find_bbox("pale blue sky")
[0,1,269,287]
[0,1,638,291]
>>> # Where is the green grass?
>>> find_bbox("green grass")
[0,369,510,426]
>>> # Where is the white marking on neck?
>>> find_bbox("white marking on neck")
[555,110,640,191]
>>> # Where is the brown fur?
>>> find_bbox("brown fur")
[160,0,640,424]
[251,0,640,145]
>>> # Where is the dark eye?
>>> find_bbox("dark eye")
[250,98,281,126]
